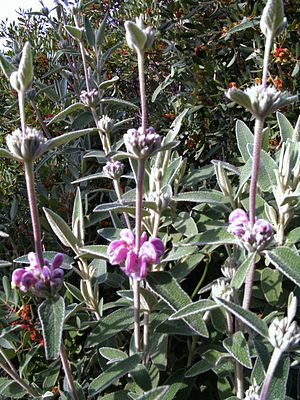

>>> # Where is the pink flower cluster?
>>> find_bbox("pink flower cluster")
[107,229,164,280]
[124,127,161,158]
[228,208,272,252]
[12,252,64,297]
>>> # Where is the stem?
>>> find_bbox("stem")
[0,357,39,398]
[135,159,145,251]
[30,100,51,139]
[79,259,100,321]
[133,279,141,352]
[18,93,26,135]
[137,51,147,133]
[114,179,131,230]
[74,17,90,91]
[262,35,273,89]
[187,336,198,367]
[143,310,150,364]
[236,361,244,400]
[191,257,209,300]
[249,118,265,226]
[24,161,44,268]
[60,343,79,400]
[259,348,282,400]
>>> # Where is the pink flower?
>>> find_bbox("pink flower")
[107,229,164,280]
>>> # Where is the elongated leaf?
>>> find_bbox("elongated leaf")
[265,247,300,287]
[88,353,142,397]
[0,148,18,161]
[80,245,108,259]
[65,25,82,40]
[261,267,282,305]
[96,13,108,46]
[173,191,229,209]
[146,272,208,337]
[185,359,211,378]
[267,355,290,400]
[100,98,139,109]
[72,187,84,242]
[84,16,95,46]
[214,297,268,338]
[165,109,188,143]
[131,364,152,392]
[236,119,253,162]
[177,228,236,247]
[0,54,16,79]
[162,246,198,262]
[231,252,257,290]
[47,103,85,125]
[38,296,65,360]
[86,308,134,347]
[223,331,252,368]
[99,76,119,90]
[72,172,106,184]
[277,112,294,142]
[43,208,78,252]
[45,128,96,151]
[136,386,169,400]
[169,299,218,320]
[99,347,127,362]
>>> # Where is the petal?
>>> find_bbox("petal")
[41,266,51,281]
[20,272,36,291]
[228,208,248,225]
[140,231,148,245]
[149,238,164,258]
[11,268,26,287]
[28,252,39,267]
[136,256,148,280]
[120,229,135,246]
[140,241,157,263]
[51,253,64,269]
[107,241,128,264]
[123,250,137,277]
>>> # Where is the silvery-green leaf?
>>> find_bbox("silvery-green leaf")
[45,128,96,151]
[18,42,33,92]
[135,386,169,400]
[65,25,83,40]
[231,252,257,290]
[96,13,108,46]
[261,267,282,305]
[47,103,85,125]
[177,228,237,247]
[265,246,300,287]
[223,331,252,369]
[169,299,218,320]
[99,76,119,90]
[276,111,294,142]
[79,245,108,259]
[260,0,286,38]
[0,149,19,161]
[0,54,16,80]
[72,187,84,243]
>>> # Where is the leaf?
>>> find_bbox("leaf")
[96,13,108,46]
[172,212,198,237]
[84,16,95,46]
[135,386,169,400]
[165,109,188,143]
[177,228,237,247]
[99,76,119,90]
[101,391,130,400]
[185,359,211,378]
[38,296,65,360]
[72,187,84,243]
[267,356,290,400]
[236,119,253,162]
[224,18,258,39]
[86,308,135,347]
[223,331,252,368]
[161,369,187,400]
[99,347,127,363]
[0,148,19,161]
[261,267,282,305]
[97,228,122,242]
[45,128,96,151]
[169,299,218,320]
[0,54,16,80]
[0,260,12,268]
[79,245,108,259]
[43,208,79,252]
[276,112,294,142]
[100,98,139,109]
[214,297,269,338]
[173,191,229,209]
[162,246,198,262]
[65,25,82,40]
[47,103,85,125]
[146,272,209,337]
[265,247,300,287]
[131,364,152,392]
[88,353,142,397]
[231,252,257,290]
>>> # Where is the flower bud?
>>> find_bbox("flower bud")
[98,115,114,135]
[80,89,98,107]
[211,279,233,301]
[215,162,232,198]
[124,127,162,159]
[125,15,155,54]
[245,379,259,400]
[6,127,47,162]
[17,42,33,93]
[103,160,124,179]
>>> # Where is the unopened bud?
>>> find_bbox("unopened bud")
[6,127,47,162]
[211,279,233,301]
[124,127,161,159]
[260,0,287,38]
[103,160,124,180]
[80,89,98,107]
[125,15,155,54]
[98,115,114,135]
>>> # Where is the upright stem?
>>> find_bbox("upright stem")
[249,118,265,226]
[60,344,79,400]
[18,93,26,135]
[24,161,44,268]
[133,279,141,352]
[262,35,273,89]
[135,159,145,251]
[74,17,90,92]
[137,51,147,133]
[259,348,282,400]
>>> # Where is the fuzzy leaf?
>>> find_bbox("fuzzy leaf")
[88,353,142,397]
[231,252,257,290]
[99,76,119,90]
[276,112,294,142]
[72,187,84,242]
[79,245,108,259]
[173,191,228,208]
[146,272,209,337]
[47,103,85,125]
[236,120,253,162]
[265,247,300,287]
[177,228,236,247]
[261,267,282,305]
[38,296,65,360]
[43,208,78,252]
[169,299,218,320]
[214,297,268,337]
[223,331,252,368]
[96,13,108,46]
[65,25,83,40]
[135,386,169,400]
[0,54,16,80]
[45,128,96,151]
[185,359,211,378]
[100,97,139,109]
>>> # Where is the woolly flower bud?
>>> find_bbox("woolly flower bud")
[211,279,233,301]
[268,316,300,352]
[221,258,236,280]
[98,115,114,135]
[124,127,161,159]
[125,15,155,54]
[10,42,33,93]
[226,84,297,119]
[245,379,260,400]
[6,127,47,162]
[80,89,98,107]
[103,160,124,180]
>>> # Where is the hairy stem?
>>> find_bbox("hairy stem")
[262,35,273,89]
[18,93,26,135]
[60,343,79,400]
[133,279,141,352]
[137,51,147,133]
[24,161,44,268]
[259,348,282,400]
